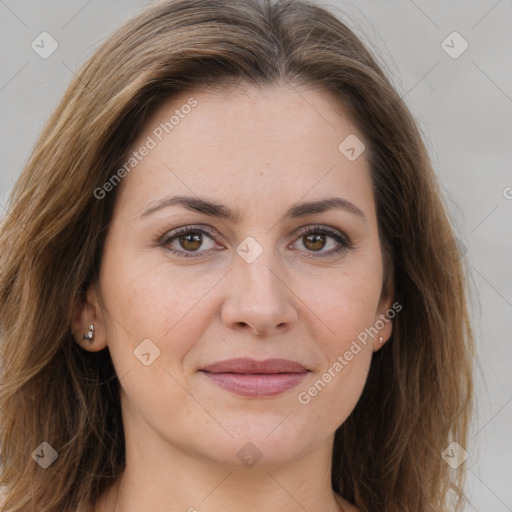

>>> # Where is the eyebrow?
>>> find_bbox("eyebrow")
[140,195,366,222]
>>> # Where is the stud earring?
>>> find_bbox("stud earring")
[379,336,384,343]
[83,325,95,343]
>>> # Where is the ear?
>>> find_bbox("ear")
[372,278,395,353]
[71,283,108,352]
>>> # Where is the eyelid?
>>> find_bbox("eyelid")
[159,223,352,258]
[290,224,353,257]
[293,224,351,243]
[159,225,221,251]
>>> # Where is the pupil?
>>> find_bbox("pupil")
[305,233,325,251]
[180,233,202,251]
[177,233,327,253]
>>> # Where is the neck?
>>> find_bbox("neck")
[93,425,344,512]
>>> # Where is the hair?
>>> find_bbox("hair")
[0,0,475,510]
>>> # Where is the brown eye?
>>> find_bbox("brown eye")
[302,233,327,252]
[160,226,219,258]
[179,232,203,251]
[292,225,352,258]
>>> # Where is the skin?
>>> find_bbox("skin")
[73,83,393,512]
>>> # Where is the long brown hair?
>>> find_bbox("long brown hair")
[0,0,474,510]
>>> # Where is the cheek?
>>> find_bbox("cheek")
[306,259,383,347]
[290,261,381,422]
[294,292,374,432]
[298,350,372,433]
[97,241,224,364]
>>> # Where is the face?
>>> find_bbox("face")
[75,83,393,468]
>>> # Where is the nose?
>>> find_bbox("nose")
[220,254,298,337]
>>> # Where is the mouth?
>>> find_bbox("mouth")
[199,358,310,397]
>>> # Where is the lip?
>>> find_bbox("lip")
[201,357,308,374]
[200,358,310,397]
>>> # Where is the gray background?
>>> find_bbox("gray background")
[0,1,511,510]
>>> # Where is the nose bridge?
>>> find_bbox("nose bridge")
[235,241,284,306]
[221,237,298,334]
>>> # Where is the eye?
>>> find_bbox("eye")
[160,226,220,258]
[159,224,353,259]
[290,225,352,258]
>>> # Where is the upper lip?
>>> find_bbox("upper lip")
[200,358,309,374]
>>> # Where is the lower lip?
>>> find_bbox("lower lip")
[201,371,308,397]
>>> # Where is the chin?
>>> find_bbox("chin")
[189,422,318,469]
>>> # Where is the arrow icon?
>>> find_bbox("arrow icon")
[441,32,468,59]
[338,134,365,161]
[31,442,58,468]
[31,32,59,59]
[134,339,161,366]
[236,237,263,263]
[236,441,263,467]
[441,441,468,468]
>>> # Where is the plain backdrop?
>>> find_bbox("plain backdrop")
[0,1,511,510]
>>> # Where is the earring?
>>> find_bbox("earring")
[379,336,384,343]
[83,325,95,343]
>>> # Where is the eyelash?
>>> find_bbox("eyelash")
[158,225,353,259]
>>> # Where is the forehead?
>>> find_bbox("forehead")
[148,82,356,144]
[133,82,361,156]
[115,83,375,222]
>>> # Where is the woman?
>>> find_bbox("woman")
[0,0,474,510]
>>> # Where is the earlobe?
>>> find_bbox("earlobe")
[372,294,395,352]
[83,324,95,342]
[373,325,392,352]
[71,284,108,352]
